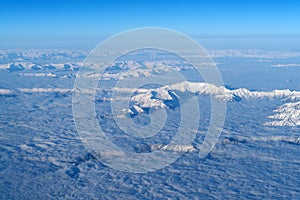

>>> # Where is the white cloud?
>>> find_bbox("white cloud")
[207,49,300,58]
[271,64,300,68]
[0,89,13,95]
[18,88,72,93]
[20,73,57,77]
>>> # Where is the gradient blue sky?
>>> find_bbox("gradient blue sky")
[1,0,300,49]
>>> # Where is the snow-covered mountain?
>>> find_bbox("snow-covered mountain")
[265,101,300,126]
[0,62,81,71]
[113,81,300,127]
[1,80,299,126]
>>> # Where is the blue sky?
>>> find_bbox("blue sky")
[1,0,300,49]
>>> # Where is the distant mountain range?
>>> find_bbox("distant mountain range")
[0,62,81,71]
[1,79,299,127]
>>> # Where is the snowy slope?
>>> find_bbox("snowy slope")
[117,81,300,127]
